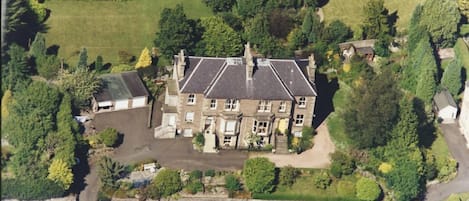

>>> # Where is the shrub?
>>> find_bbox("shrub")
[313,171,332,189]
[378,162,392,174]
[314,172,331,189]
[192,133,205,151]
[330,152,355,178]
[205,169,215,177]
[99,128,119,147]
[243,157,276,193]
[118,50,135,64]
[437,158,457,181]
[185,180,204,194]
[1,178,65,200]
[152,169,182,197]
[189,170,203,181]
[356,178,381,201]
[225,174,241,194]
[279,165,300,187]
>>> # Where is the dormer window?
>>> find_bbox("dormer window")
[187,94,196,105]
[210,99,217,110]
[298,97,306,108]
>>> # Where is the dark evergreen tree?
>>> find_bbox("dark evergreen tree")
[361,0,390,39]
[203,0,236,13]
[3,44,31,91]
[301,8,323,43]
[29,32,46,59]
[420,0,461,47]
[407,5,423,53]
[95,55,104,72]
[77,47,88,69]
[441,59,463,96]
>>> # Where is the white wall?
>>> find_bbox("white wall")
[165,94,178,107]
[438,106,458,120]
[132,96,147,108]
[115,99,129,110]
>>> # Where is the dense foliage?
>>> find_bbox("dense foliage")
[243,157,276,193]
[98,156,127,189]
[441,59,463,96]
[99,128,119,147]
[152,169,182,197]
[199,16,243,57]
[279,165,300,187]
[420,0,461,47]
[356,178,381,201]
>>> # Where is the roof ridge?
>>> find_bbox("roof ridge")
[269,62,294,100]
[292,61,317,96]
[180,58,204,92]
[203,61,228,95]
[205,62,230,97]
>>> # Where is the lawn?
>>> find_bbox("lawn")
[327,81,352,150]
[322,0,425,34]
[445,192,469,201]
[43,0,213,66]
[254,173,361,201]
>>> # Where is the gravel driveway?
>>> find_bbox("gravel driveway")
[425,123,469,201]
[250,122,335,168]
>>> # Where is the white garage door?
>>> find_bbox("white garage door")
[132,96,147,108]
[115,99,129,110]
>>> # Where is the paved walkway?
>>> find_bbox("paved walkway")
[425,123,469,201]
[250,122,335,168]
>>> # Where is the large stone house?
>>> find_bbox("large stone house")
[156,44,317,152]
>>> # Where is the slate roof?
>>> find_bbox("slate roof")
[176,56,317,100]
[94,71,149,102]
[433,89,457,110]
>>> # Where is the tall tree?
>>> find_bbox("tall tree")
[37,55,60,79]
[236,0,267,18]
[4,0,44,48]
[152,169,183,197]
[441,59,463,96]
[53,93,78,166]
[344,68,401,148]
[203,0,236,13]
[361,0,390,39]
[57,68,101,107]
[3,44,31,92]
[301,8,323,43]
[95,55,103,72]
[47,159,74,189]
[322,20,352,46]
[29,32,46,59]
[77,47,88,69]
[391,98,420,149]
[458,0,469,20]
[385,157,423,201]
[135,47,152,69]
[199,16,242,57]
[420,0,461,47]
[407,5,424,53]
[97,157,126,189]
[414,38,438,105]
[154,4,197,59]
[401,34,434,93]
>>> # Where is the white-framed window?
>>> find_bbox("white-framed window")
[298,97,306,108]
[185,112,194,122]
[225,120,237,134]
[224,99,238,111]
[187,94,196,104]
[252,120,269,134]
[257,100,271,112]
[224,136,232,145]
[279,101,286,112]
[210,99,217,110]
[294,131,302,137]
[295,114,304,126]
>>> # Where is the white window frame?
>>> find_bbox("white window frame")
[298,97,306,108]
[210,99,217,110]
[225,120,237,134]
[295,114,304,126]
[185,112,194,123]
[257,100,271,112]
[187,94,196,105]
[252,120,269,134]
[279,101,286,112]
[224,99,239,111]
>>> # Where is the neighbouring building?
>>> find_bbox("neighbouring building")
[460,81,469,148]
[92,71,150,112]
[433,89,458,124]
[155,43,317,152]
[339,39,376,61]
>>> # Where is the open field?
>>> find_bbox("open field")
[322,0,425,34]
[44,0,212,65]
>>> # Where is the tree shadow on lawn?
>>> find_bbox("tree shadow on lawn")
[313,73,339,129]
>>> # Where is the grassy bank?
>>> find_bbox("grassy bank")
[44,0,212,65]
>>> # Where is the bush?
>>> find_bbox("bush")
[437,158,457,181]
[205,169,215,177]
[330,152,355,178]
[313,171,332,189]
[243,157,276,193]
[1,178,65,200]
[356,178,381,201]
[99,128,119,147]
[279,165,299,187]
[225,174,241,193]
[189,170,203,181]
[152,169,182,197]
[192,133,205,151]
[185,180,204,194]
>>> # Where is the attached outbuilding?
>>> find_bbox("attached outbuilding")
[433,89,458,124]
[92,71,150,112]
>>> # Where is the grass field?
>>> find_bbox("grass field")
[327,81,353,150]
[322,0,425,34]
[44,0,212,65]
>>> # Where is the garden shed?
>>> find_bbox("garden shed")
[92,71,149,112]
[433,89,458,123]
